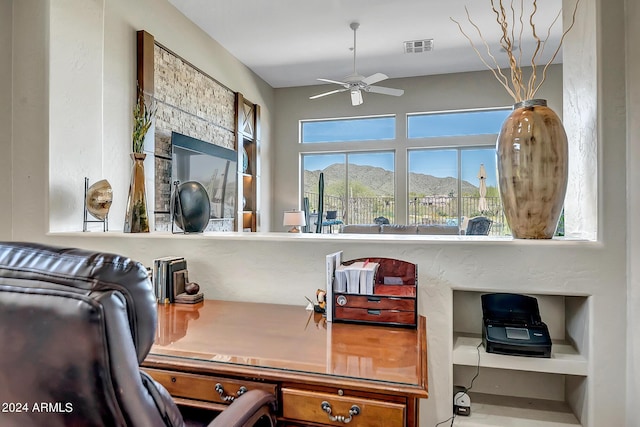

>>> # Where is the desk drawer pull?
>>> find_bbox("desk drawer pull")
[215,383,247,402]
[320,401,360,423]
[367,309,381,315]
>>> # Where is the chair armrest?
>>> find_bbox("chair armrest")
[207,389,276,427]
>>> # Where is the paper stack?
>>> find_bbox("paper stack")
[359,261,379,295]
[343,261,379,295]
[334,264,347,292]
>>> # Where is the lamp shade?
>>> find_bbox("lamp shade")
[283,210,306,227]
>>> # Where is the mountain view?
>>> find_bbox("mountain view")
[304,164,479,197]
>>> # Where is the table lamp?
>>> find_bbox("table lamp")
[283,210,306,233]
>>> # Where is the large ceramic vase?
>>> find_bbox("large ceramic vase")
[496,99,568,239]
[124,153,149,233]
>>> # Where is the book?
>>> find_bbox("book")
[339,261,379,295]
[359,261,379,295]
[344,262,365,294]
[167,258,187,302]
[325,251,343,322]
[152,256,185,303]
[334,265,347,292]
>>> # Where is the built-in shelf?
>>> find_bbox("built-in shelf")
[452,290,590,427]
[236,93,260,232]
[453,333,588,376]
[454,392,581,427]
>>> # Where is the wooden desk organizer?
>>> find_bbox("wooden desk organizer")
[333,257,417,328]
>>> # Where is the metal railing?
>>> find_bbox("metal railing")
[304,192,509,236]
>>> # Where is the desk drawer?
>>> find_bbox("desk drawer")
[282,388,404,427]
[334,307,416,326]
[143,368,276,405]
[334,294,415,311]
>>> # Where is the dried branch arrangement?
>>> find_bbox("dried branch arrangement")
[451,0,580,103]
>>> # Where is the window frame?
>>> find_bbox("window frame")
[299,114,397,144]
[297,106,510,232]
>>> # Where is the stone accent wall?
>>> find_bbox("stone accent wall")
[152,44,236,231]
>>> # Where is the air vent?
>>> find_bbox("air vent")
[404,39,434,53]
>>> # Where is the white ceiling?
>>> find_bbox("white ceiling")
[168,0,565,88]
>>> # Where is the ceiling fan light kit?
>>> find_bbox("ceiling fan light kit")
[310,21,404,106]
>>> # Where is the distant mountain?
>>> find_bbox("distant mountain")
[304,164,478,196]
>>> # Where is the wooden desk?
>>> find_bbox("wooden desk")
[142,300,428,427]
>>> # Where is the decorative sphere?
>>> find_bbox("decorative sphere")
[185,282,200,295]
[86,179,113,221]
[172,181,211,233]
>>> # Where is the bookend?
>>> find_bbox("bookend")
[153,256,204,304]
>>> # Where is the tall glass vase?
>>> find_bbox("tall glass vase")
[497,99,568,239]
[124,153,149,233]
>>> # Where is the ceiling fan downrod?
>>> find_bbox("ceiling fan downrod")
[350,22,360,76]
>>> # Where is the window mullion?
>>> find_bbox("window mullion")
[345,154,350,225]
[457,149,462,228]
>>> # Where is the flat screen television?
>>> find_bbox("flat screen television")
[171,132,237,222]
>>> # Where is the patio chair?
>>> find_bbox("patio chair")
[466,216,493,235]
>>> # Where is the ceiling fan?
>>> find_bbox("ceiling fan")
[310,22,404,106]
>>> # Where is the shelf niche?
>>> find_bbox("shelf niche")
[452,290,590,427]
[236,93,260,232]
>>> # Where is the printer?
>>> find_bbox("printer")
[481,293,552,358]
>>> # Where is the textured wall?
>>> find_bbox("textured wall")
[152,44,236,231]
[153,44,236,148]
[626,0,640,424]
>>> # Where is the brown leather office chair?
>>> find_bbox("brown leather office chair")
[0,241,276,427]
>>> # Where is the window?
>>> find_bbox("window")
[303,152,395,230]
[407,109,510,138]
[301,116,395,143]
[408,147,505,234]
[298,108,512,235]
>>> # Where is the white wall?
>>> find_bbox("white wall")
[6,0,631,426]
[626,0,640,423]
[0,0,12,240]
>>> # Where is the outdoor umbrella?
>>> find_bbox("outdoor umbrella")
[315,172,324,233]
[478,163,488,213]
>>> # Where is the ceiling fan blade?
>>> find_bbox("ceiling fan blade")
[310,88,347,100]
[361,72,388,86]
[350,89,363,106]
[366,85,404,97]
[317,78,348,86]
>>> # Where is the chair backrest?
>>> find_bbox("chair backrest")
[325,210,337,220]
[0,241,179,427]
[466,216,493,235]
